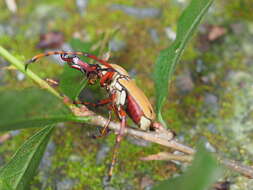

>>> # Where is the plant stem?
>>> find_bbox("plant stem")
[0,46,61,99]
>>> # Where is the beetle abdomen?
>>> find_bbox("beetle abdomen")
[126,94,142,124]
[126,95,151,130]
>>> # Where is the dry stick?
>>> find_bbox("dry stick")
[219,158,253,179]
[71,105,253,179]
[140,152,193,163]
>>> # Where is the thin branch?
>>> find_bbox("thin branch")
[219,158,253,179]
[140,152,193,163]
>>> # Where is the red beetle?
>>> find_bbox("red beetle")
[26,51,171,180]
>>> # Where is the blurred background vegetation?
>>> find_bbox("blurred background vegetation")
[0,0,253,189]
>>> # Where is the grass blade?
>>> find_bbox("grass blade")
[0,126,54,190]
[0,88,89,131]
[154,0,213,119]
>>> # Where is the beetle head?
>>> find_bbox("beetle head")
[66,56,101,84]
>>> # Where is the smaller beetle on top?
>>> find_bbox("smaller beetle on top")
[26,51,172,181]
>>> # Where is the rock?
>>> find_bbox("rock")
[40,141,56,170]
[96,143,110,164]
[230,23,245,35]
[207,123,218,134]
[0,24,15,36]
[205,140,216,152]
[103,176,116,190]
[165,27,176,40]
[76,0,89,15]
[140,176,154,190]
[56,178,76,190]
[149,28,160,43]
[16,71,25,81]
[110,4,161,19]
[195,59,206,73]
[175,69,194,94]
[204,93,219,113]
[39,141,56,189]
[9,130,20,137]
[69,154,83,162]
[109,39,126,52]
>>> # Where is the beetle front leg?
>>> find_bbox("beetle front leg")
[107,106,127,181]
[100,71,114,87]
[92,110,112,139]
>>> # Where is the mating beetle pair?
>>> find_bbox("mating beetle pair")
[26,51,170,180]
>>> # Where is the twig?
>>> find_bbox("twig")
[219,158,253,179]
[140,152,193,163]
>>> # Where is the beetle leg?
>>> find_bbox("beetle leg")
[100,71,114,87]
[107,106,127,181]
[92,110,112,139]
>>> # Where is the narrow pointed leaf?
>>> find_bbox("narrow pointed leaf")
[154,0,213,115]
[0,126,54,190]
[0,88,89,131]
[59,65,87,101]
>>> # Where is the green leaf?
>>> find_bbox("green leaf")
[0,179,14,190]
[154,0,213,116]
[152,144,222,190]
[0,88,89,132]
[59,65,87,101]
[0,126,54,190]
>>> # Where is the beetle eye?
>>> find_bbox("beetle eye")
[87,73,98,84]
[89,78,96,84]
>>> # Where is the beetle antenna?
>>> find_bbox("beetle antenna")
[25,51,114,71]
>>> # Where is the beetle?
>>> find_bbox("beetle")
[25,51,171,180]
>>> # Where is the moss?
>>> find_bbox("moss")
[224,0,253,21]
